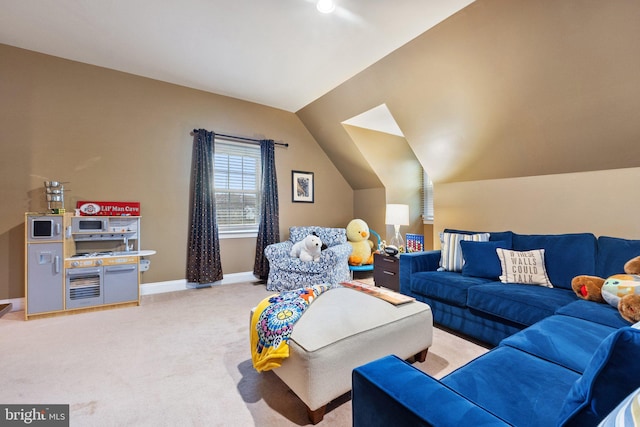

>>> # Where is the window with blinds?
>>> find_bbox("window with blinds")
[423,169,434,222]
[214,140,261,233]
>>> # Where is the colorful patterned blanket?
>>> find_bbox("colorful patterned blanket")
[250,285,331,372]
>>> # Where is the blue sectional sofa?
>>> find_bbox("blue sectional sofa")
[350,229,640,426]
[352,303,640,426]
[399,229,640,345]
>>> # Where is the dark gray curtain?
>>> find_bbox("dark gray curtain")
[187,129,223,286]
[254,139,279,279]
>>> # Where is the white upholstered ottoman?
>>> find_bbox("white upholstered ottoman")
[266,286,433,423]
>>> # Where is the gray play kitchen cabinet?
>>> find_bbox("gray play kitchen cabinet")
[25,214,65,315]
[25,213,152,320]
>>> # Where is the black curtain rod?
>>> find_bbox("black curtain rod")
[192,129,288,147]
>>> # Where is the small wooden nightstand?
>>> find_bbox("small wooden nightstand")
[373,253,400,292]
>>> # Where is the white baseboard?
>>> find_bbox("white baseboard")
[0,297,24,312]
[139,279,189,295]
[2,271,260,311]
[140,271,259,295]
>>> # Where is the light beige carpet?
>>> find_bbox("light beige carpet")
[0,282,488,426]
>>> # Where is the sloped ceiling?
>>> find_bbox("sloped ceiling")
[297,0,640,187]
[0,0,475,112]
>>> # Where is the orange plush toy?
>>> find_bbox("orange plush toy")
[571,275,606,303]
[624,256,640,275]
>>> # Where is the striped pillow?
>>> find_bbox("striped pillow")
[597,386,640,427]
[439,232,490,272]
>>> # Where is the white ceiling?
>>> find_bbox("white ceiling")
[0,0,474,112]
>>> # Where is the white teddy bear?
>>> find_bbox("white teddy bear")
[290,233,323,262]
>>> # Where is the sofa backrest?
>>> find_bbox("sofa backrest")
[596,236,640,278]
[289,226,347,247]
[443,229,514,247]
[512,233,597,290]
[557,326,640,426]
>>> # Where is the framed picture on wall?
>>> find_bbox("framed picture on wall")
[292,170,314,203]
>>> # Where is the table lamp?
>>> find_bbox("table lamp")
[385,204,410,251]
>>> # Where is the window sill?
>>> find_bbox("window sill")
[219,230,258,240]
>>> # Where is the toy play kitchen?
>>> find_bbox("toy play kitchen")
[25,188,155,320]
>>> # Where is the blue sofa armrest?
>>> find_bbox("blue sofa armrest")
[400,250,441,295]
[352,355,510,427]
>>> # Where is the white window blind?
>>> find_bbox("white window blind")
[214,140,261,233]
[423,169,434,222]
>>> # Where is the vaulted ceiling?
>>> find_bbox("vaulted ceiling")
[298,0,640,187]
[0,0,474,112]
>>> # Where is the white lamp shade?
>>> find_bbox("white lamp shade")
[385,204,410,226]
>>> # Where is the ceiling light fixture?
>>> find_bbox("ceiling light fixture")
[316,0,336,14]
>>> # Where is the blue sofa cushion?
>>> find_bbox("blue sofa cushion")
[512,233,597,290]
[352,355,512,427]
[500,315,616,373]
[467,283,577,326]
[597,236,640,278]
[410,271,492,307]
[460,240,510,280]
[442,346,580,427]
[558,327,640,426]
[555,300,631,329]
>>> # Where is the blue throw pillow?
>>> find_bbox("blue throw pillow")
[460,240,509,279]
[439,232,490,272]
[557,327,640,426]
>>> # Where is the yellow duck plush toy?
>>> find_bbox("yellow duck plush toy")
[346,219,374,266]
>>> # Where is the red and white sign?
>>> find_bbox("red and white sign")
[76,201,141,216]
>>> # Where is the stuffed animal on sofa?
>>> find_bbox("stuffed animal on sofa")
[570,275,607,303]
[602,275,640,323]
[346,219,374,266]
[290,234,322,262]
[571,256,640,323]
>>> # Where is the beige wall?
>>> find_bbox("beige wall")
[353,188,385,236]
[344,125,423,242]
[0,44,353,299]
[433,167,640,247]
[423,223,435,251]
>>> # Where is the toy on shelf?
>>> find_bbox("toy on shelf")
[406,233,424,253]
